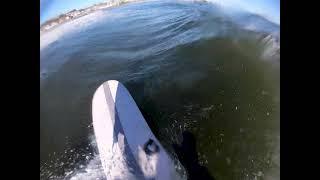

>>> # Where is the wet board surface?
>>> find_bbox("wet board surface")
[92,80,176,180]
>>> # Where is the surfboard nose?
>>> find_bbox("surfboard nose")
[106,80,119,88]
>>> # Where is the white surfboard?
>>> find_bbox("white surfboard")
[92,80,176,180]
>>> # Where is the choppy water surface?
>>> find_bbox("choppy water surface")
[40,0,279,179]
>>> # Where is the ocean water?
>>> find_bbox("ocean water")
[40,0,280,179]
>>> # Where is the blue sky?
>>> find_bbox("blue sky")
[40,0,279,24]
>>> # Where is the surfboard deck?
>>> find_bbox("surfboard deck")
[92,80,176,180]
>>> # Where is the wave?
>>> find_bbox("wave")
[40,0,279,48]
[40,1,279,179]
[40,0,280,61]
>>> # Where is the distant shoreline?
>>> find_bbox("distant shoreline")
[40,0,138,34]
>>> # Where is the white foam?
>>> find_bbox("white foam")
[68,155,106,180]
[260,34,280,62]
